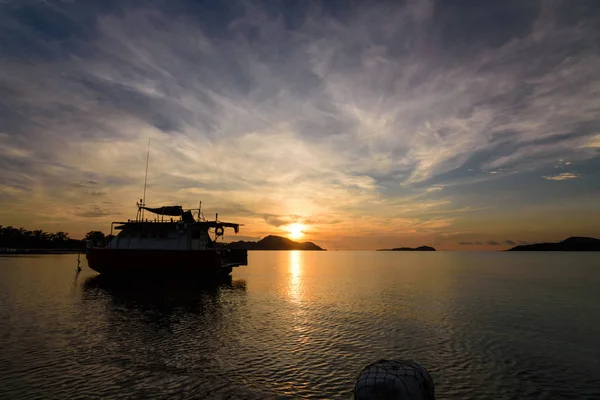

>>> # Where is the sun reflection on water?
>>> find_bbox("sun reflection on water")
[288,250,303,304]
[287,250,312,346]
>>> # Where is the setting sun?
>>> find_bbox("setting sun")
[287,223,305,240]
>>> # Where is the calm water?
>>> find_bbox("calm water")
[1,251,599,399]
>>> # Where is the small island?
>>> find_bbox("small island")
[377,246,436,251]
[226,235,325,251]
[507,237,600,251]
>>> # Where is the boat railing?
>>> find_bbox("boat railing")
[85,239,108,249]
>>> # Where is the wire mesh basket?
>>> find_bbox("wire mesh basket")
[353,359,435,400]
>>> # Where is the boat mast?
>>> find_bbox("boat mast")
[141,137,151,221]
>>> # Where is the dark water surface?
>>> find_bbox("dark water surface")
[1,251,599,399]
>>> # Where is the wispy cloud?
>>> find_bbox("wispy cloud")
[0,0,599,247]
[459,239,519,247]
[543,173,581,181]
[582,134,600,149]
[74,206,115,218]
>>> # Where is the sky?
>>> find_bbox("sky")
[1,0,600,250]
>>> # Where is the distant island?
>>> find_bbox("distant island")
[226,235,325,251]
[507,237,600,251]
[377,246,436,251]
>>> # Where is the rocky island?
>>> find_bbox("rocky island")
[377,246,436,251]
[507,237,600,251]
[226,235,325,251]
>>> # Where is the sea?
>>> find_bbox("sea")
[0,251,599,399]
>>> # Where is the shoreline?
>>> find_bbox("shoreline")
[0,249,83,255]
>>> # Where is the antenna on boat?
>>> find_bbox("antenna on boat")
[141,137,151,221]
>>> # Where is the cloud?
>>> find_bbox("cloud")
[458,240,511,246]
[74,206,114,218]
[582,134,600,148]
[263,214,301,228]
[424,186,443,193]
[554,159,573,169]
[543,173,581,181]
[504,240,516,245]
[262,213,342,229]
[70,180,100,189]
[0,0,599,245]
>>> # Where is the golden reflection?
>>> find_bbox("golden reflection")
[288,250,303,304]
[287,250,311,344]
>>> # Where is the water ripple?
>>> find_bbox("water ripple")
[1,253,600,399]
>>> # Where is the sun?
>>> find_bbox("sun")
[287,223,305,240]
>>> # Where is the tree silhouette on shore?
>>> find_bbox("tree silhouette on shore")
[0,225,85,249]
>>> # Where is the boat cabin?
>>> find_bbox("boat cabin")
[108,205,240,251]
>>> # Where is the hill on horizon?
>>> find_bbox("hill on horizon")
[226,235,325,251]
[377,246,436,251]
[507,237,600,251]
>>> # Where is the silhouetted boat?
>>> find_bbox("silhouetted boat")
[86,202,247,278]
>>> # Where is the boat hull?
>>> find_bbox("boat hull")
[86,247,242,277]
